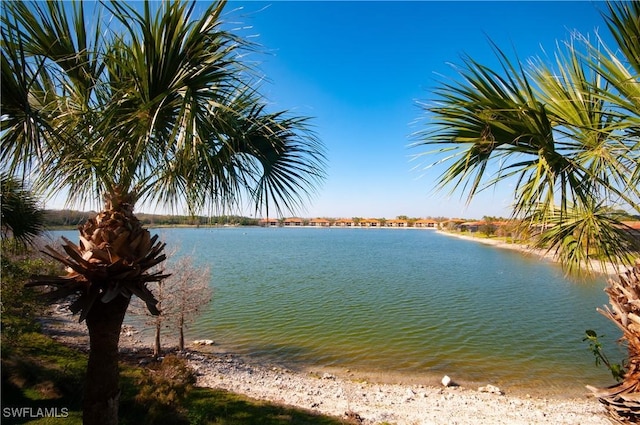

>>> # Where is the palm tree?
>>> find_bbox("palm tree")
[1,1,325,424]
[413,36,639,273]
[413,1,639,422]
[584,4,640,421]
[413,1,639,270]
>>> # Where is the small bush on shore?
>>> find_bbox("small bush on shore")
[0,248,60,346]
[134,355,197,424]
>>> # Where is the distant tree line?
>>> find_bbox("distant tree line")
[43,210,260,228]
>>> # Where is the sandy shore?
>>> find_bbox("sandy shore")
[437,230,627,277]
[40,306,610,425]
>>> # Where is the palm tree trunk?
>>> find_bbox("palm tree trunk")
[83,294,130,425]
[589,259,640,424]
[30,192,166,425]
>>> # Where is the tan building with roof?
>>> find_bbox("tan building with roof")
[334,218,354,227]
[309,218,331,227]
[359,218,381,227]
[385,219,408,228]
[283,217,304,226]
[414,219,438,228]
[258,218,279,227]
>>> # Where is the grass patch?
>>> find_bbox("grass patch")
[1,332,86,425]
[183,388,346,425]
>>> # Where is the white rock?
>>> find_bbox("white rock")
[193,339,215,346]
[441,375,452,387]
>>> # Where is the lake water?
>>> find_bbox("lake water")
[50,227,623,396]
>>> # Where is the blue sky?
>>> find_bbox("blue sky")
[44,1,613,219]
[221,1,612,219]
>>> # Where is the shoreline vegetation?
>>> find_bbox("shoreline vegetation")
[40,307,609,425]
[435,230,628,277]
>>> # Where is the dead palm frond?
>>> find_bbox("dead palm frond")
[589,260,640,424]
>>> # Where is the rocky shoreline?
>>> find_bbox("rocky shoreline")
[40,307,610,425]
[186,349,609,425]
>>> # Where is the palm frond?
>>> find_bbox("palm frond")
[532,201,639,275]
[414,16,639,275]
[530,37,640,213]
[140,88,326,217]
[602,1,640,76]
[0,173,45,247]
[1,23,57,175]
[415,44,573,219]
[2,0,325,217]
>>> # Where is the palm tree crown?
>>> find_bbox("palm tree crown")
[413,1,639,275]
[2,0,325,216]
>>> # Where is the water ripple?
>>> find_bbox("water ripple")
[52,227,620,394]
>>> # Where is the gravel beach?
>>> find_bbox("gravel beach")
[186,349,609,425]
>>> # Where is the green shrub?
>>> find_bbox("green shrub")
[135,355,196,424]
[584,329,626,382]
[1,248,61,349]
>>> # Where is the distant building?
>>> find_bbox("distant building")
[385,219,408,228]
[460,221,483,232]
[414,219,438,229]
[259,218,279,227]
[309,218,331,227]
[334,218,354,227]
[622,221,640,238]
[359,218,381,227]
